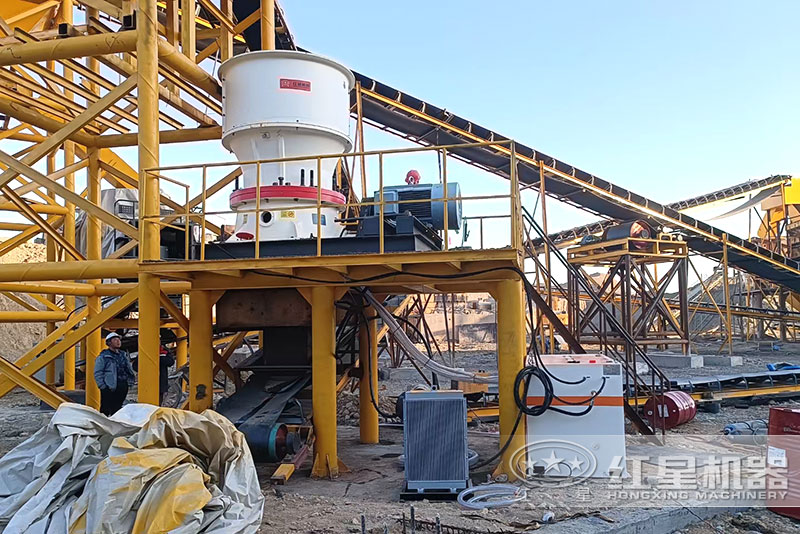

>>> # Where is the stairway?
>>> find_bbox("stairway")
[521,209,669,435]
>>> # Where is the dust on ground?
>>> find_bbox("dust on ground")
[2,339,800,532]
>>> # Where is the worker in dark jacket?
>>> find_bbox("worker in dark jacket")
[94,332,135,416]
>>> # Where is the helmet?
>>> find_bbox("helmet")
[105,332,121,343]
[405,169,421,185]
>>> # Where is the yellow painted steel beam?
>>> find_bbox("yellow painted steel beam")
[195,7,260,63]
[180,0,196,59]
[358,302,379,444]
[94,126,221,147]
[0,216,63,260]
[0,258,137,282]
[94,281,190,296]
[96,50,220,121]
[0,158,89,205]
[0,98,95,146]
[137,0,162,407]
[29,293,63,312]
[1,185,85,260]
[0,281,93,296]
[310,286,344,478]
[143,249,519,275]
[85,146,102,406]
[0,356,70,409]
[0,149,139,239]
[0,291,37,311]
[0,308,86,398]
[157,39,221,99]
[196,0,234,33]
[159,290,189,331]
[0,311,67,321]
[0,290,136,402]
[76,0,122,19]
[188,290,214,411]
[0,73,138,193]
[260,0,275,51]
[0,30,137,66]
[6,1,59,26]
[0,201,67,214]
[492,278,526,481]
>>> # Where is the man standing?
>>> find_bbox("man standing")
[94,332,136,416]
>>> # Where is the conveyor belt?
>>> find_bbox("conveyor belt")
[671,370,800,395]
[232,2,800,292]
[352,75,800,291]
[537,174,790,247]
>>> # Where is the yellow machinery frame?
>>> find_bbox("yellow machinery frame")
[0,0,532,479]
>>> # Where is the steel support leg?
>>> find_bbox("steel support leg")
[137,0,161,405]
[86,147,102,408]
[359,302,379,444]
[494,278,526,480]
[189,290,213,412]
[311,286,343,477]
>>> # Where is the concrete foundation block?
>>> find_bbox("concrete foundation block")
[647,353,704,369]
[702,355,744,367]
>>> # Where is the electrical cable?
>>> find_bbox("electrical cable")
[342,295,399,422]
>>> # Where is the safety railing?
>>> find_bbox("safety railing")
[140,140,525,262]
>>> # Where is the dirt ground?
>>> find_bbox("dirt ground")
[0,241,47,362]
[2,340,800,532]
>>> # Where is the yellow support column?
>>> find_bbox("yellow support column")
[261,0,275,51]
[85,147,102,409]
[45,150,57,386]
[62,140,77,388]
[137,0,162,405]
[189,290,213,412]
[176,295,188,368]
[176,328,188,367]
[494,278,526,480]
[311,286,345,477]
[358,304,379,444]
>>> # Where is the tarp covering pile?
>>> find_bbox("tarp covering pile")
[0,403,264,534]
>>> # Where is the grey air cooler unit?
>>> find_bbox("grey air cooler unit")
[403,390,469,494]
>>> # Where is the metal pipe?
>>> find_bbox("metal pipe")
[157,39,221,99]
[0,31,138,67]
[45,147,57,386]
[0,311,68,322]
[311,286,340,477]
[138,0,162,406]
[93,126,221,147]
[261,0,275,51]
[0,259,137,282]
[0,98,95,146]
[180,0,196,59]
[86,147,102,407]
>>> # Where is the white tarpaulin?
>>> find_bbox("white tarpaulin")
[0,404,264,534]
